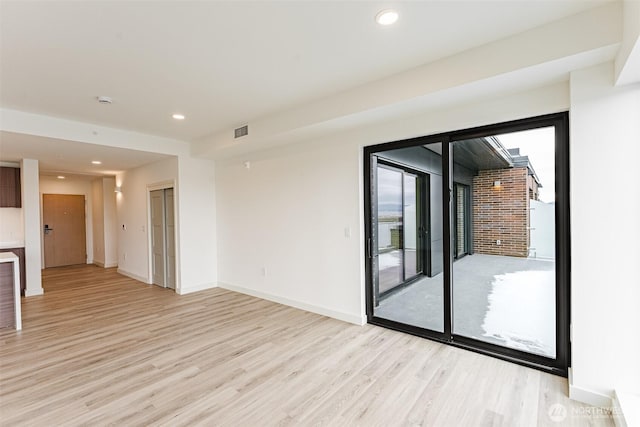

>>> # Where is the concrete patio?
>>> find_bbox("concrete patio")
[375,253,556,357]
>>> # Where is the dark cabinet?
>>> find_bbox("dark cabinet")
[0,261,16,328]
[0,167,21,208]
[0,248,25,296]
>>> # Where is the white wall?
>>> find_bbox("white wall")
[116,157,178,283]
[102,177,117,267]
[0,208,23,245]
[91,176,118,268]
[91,178,105,265]
[216,138,363,323]
[569,62,640,405]
[40,175,93,264]
[21,159,42,296]
[176,156,217,294]
[215,82,569,325]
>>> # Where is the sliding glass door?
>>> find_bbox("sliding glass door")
[365,113,569,375]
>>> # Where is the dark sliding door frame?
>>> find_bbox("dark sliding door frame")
[363,112,571,377]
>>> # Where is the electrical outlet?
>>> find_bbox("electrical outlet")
[261,267,267,277]
[496,239,501,245]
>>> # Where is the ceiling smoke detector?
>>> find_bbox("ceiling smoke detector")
[97,96,112,104]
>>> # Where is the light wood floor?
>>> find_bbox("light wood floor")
[0,265,613,426]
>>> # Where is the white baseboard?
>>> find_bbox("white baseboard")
[612,391,626,427]
[24,287,44,297]
[613,390,640,427]
[177,282,217,295]
[117,268,150,284]
[94,261,117,268]
[569,369,613,407]
[218,282,366,325]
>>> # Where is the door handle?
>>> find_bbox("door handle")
[44,225,54,234]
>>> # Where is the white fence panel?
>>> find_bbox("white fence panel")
[530,200,555,259]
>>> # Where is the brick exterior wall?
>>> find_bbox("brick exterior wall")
[527,174,540,201]
[472,167,530,257]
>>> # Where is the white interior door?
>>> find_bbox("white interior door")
[151,189,166,287]
[151,188,176,289]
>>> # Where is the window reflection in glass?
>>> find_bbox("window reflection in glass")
[373,143,444,332]
[377,166,403,293]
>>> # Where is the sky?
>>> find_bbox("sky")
[496,126,555,203]
[377,166,404,216]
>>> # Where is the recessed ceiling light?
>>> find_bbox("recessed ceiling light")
[91,160,102,165]
[376,9,399,26]
[57,176,65,179]
[172,113,185,120]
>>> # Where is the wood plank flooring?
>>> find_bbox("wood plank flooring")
[0,265,613,426]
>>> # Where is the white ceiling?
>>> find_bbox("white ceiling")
[0,131,171,177]
[0,0,611,145]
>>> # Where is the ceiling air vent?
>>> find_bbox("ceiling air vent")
[234,125,249,139]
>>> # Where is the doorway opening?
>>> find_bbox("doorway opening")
[149,187,176,290]
[364,113,570,376]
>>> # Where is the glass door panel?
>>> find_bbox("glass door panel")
[372,143,444,333]
[451,127,557,358]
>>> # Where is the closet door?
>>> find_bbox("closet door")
[150,189,166,287]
